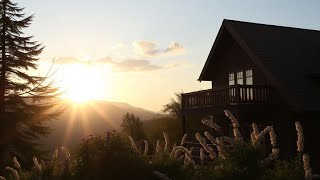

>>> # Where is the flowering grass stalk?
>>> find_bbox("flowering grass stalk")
[202,119,221,132]
[5,167,20,180]
[163,132,170,152]
[269,127,277,148]
[200,148,207,165]
[61,146,71,161]
[196,133,216,159]
[128,136,140,153]
[144,140,149,156]
[33,156,42,176]
[0,176,6,180]
[156,140,161,153]
[295,121,304,153]
[180,134,187,146]
[254,126,272,145]
[51,148,59,165]
[224,110,242,141]
[259,148,279,167]
[171,146,195,165]
[13,157,21,170]
[303,154,312,180]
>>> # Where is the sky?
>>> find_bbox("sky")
[14,0,320,111]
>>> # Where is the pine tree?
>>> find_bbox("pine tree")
[0,0,61,165]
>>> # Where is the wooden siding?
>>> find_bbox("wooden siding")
[207,31,270,90]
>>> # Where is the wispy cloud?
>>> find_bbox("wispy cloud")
[133,40,186,57]
[52,56,189,72]
[52,40,187,72]
[97,57,162,72]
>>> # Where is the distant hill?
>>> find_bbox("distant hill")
[38,100,155,149]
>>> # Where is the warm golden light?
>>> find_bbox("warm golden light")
[57,63,112,103]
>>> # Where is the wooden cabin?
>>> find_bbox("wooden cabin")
[181,19,320,170]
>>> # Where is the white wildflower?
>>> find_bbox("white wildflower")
[202,119,221,132]
[128,136,140,153]
[180,134,187,146]
[163,132,170,152]
[144,140,149,156]
[303,154,312,180]
[153,171,172,180]
[295,121,304,153]
[13,157,21,169]
[5,167,20,180]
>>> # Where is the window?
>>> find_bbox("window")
[237,71,243,85]
[228,73,235,86]
[245,69,253,85]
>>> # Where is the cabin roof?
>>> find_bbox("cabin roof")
[199,19,320,111]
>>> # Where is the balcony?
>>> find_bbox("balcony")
[182,85,272,109]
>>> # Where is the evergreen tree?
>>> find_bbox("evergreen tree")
[120,113,145,140]
[0,0,61,165]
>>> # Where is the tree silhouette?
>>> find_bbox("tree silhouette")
[120,113,145,140]
[0,0,61,164]
[162,92,182,119]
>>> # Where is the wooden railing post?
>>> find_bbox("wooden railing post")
[235,85,240,104]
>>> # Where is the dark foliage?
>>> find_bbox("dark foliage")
[72,131,154,180]
[0,0,62,166]
[120,112,145,140]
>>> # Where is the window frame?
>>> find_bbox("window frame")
[236,71,244,85]
[245,69,253,85]
[228,72,235,86]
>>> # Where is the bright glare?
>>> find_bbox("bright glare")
[58,63,111,103]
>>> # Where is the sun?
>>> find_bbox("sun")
[58,63,111,103]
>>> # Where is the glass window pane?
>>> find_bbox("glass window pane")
[246,77,253,85]
[245,69,253,85]
[228,73,234,86]
[237,71,243,85]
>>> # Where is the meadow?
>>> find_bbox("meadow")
[0,110,315,180]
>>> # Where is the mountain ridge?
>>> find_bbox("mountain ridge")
[39,100,156,149]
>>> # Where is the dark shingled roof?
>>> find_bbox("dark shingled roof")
[199,19,320,111]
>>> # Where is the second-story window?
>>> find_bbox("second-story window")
[237,71,243,85]
[245,69,253,85]
[228,73,235,86]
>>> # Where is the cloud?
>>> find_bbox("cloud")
[96,57,162,72]
[133,40,186,57]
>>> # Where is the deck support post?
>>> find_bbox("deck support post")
[182,115,186,135]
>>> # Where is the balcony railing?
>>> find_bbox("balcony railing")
[182,85,272,109]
